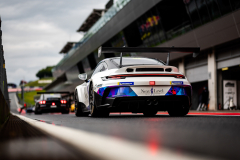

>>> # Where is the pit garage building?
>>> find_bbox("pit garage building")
[46,0,240,110]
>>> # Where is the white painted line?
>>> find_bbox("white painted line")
[14,113,216,160]
[9,93,22,111]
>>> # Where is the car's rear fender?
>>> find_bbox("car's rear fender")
[75,83,89,108]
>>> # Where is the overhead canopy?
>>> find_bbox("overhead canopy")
[59,42,76,54]
[76,9,106,32]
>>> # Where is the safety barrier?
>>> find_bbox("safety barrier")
[0,17,10,124]
[0,89,9,124]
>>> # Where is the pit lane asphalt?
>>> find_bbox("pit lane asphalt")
[15,112,240,160]
[10,95,240,160]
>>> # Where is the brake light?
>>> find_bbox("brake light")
[52,102,55,106]
[149,81,155,85]
[61,100,67,104]
[39,100,46,104]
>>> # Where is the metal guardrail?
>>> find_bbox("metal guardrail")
[0,17,10,124]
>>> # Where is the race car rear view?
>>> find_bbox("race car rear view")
[75,47,200,117]
[35,92,71,114]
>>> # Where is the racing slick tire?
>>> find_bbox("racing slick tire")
[143,110,158,116]
[75,91,89,117]
[168,108,189,117]
[89,83,109,117]
[34,105,42,115]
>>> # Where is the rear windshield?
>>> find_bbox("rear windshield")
[111,57,164,67]
[40,94,61,100]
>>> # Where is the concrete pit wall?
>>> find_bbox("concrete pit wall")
[0,17,10,124]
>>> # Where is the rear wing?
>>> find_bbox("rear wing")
[98,46,200,67]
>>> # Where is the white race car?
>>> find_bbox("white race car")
[74,47,200,117]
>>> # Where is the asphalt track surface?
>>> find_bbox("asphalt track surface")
[9,93,240,160]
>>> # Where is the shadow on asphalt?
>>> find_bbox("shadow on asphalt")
[90,115,193,118]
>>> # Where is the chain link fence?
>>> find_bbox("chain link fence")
[0,17,10,124]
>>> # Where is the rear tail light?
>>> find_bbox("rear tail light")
[176,75,185,79]
[61,100,67,104]
[149,81,155,85]
[52,102,55,106]
[101,76,126,81]
[39,100,46,104]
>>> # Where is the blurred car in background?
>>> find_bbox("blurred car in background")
[35,92,70,114]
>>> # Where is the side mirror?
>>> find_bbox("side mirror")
[78,73,88,82]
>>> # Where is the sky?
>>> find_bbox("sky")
[0,0,109,85]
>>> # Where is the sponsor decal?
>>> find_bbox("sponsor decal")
[141,87,163,96]
[171,81,183,85]
[118,82,134,85]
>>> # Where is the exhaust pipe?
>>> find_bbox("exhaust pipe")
[146,99,152,105]
[146,99,158,106]
[153,99,158,105]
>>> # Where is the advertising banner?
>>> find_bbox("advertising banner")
[223,80,237,109]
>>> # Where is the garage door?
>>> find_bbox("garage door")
[186,65,208,83]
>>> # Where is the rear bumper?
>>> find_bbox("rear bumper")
[39,106,69,113]
[97,95,191,112]
[95,85,192,112]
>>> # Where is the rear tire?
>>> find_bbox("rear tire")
[143,110,158,116]
[34,105,42,115]
[168,108,189,117]
[34,111,42,115]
